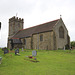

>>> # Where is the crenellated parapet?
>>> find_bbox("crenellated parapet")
[9,16,24,23]
[8,16,24,36]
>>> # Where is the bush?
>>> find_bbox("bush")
[71,41,75,47]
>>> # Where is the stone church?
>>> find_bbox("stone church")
[7,16,70,50]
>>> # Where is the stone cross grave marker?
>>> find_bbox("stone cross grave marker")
[15,48,19,55]
[32,50,37,56]
[4,49,9,54]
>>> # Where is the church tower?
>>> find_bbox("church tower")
[8,16,24,49]
[8,16,24,38]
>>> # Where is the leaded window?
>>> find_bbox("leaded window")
[40,34,43,41]
[59,26,64,38]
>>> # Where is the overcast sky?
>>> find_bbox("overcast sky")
[0,0,75,47]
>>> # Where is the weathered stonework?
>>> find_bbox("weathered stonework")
[13,44,22,49]
[7,17,70,50]
[8,16,24,49]
[21,37,31,49]
[32,31,55,50]
[53,18,70,49]
[9,16,23,37]
[25,37,31,49]
[7,40,12,49]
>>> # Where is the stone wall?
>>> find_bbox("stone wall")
[21,37,31,49]
[32,31,55,50]
[11,31,57,50]
[9,16,24,37]
[7,41,12,49]
[53,18,70,49]
[13,44,22,49]
[8,16,24,49]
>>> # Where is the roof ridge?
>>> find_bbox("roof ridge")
[52,19,60,28]
[12,38,19,39]
[19,19,59,31]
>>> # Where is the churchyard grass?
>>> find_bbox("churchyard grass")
[0,49,75,75]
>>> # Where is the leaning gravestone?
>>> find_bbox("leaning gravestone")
[15,48,19,55]
[32,50,37,56]
[4,49,9,54]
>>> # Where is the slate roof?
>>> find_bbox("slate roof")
[12,19,59,39]
[13,39,22,44]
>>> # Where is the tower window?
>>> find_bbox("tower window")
[59,26,64,38]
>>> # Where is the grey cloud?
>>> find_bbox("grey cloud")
[0,0,37,15]
[0,0,75,47]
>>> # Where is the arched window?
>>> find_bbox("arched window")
[59,26,64,38]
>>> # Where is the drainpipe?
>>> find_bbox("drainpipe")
[37,33,39,49]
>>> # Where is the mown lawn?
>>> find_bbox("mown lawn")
[0,49,75,75]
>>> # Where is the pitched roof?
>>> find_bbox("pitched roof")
[12,19,59,39]
[13,39,22,44]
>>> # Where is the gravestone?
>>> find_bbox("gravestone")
[32,50,37,56]
[22,48,24,51]
[15,48,19,55]
[4,49,9,54]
